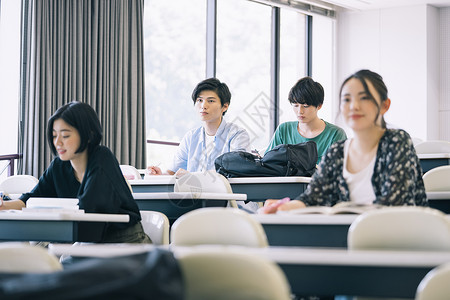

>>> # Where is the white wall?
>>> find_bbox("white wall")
[336,4,446,141]
[440,7,450,140]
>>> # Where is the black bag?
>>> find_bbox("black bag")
[0,249,183,300]
[215,141,318,178]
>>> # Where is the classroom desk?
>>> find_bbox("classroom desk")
[48,243,450,299]
[227,176,311,201]
[418,153,450,173]
[174,245,450,298]
[130,176,176,193]
[133,192,246,222]
[0,211,129,242]
[252,214,357,247]
[427,191,450,214]
[130,176,311,202]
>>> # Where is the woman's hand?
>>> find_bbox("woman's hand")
[261,198,306,214]
[278,200,306,211]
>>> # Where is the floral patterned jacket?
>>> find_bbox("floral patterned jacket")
[296,129,427,207]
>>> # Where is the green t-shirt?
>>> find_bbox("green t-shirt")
[265,121,347,164]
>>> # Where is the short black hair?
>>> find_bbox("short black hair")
[191,78,231,115]
[339,69,388,128]
[288,77,324,107]
[47,101,103,155]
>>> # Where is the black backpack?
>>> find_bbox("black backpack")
[215,141,318,178]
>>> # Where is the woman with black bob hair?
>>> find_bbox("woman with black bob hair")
[8,101,151,243]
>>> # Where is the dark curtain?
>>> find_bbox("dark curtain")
[19,0,147,177]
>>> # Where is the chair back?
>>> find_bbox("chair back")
[119,165,142,180]
[416,262,450,300]
[140,210,170,245]
[174,170,237,207]
[415,140,450,154]
[422,165,450,192]
[411,137,423,146]
[348,206,450,251]
[174,170,231,193]
[170,207,268,247]
[0,175,38,198]
[177,248,292,300]
[0,242,62,273]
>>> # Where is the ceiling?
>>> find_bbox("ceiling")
[320,0,450,10]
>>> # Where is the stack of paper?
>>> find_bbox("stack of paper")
[23,198,83,213]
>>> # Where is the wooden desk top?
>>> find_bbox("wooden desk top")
[130,176,312,185]
[171,245,450,267]
[418,153,450,159]
[227,176,311,184]
[0,211,130,222]
[129,175,176,185]
[427,191,450,199]
[48,243,450,268]
[252,213,358,225]
[132,192,246,201]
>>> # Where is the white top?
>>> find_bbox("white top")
[343,139,376,205]
[201,134,215,172]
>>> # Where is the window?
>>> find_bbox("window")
[143,0,206,168]
[143,0,335,166]
[278,9,307,125]
[0,0,21,179]
[216,0,272,152]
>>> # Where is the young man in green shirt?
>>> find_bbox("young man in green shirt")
[265,77,347,164]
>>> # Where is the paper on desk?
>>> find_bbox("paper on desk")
[26,197,79,209]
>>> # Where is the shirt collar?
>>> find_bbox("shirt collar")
[201,118,227,142]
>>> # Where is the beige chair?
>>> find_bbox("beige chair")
[422,165,450,192]
[0,242,62,273]
[140,210,170,245]
[347,207,450,300]
[177,248,292,300]
[415,262,450,300]
[411,137,423,146]
[170,207,268,247]
[174,170,238,208]
[0,175,38,199]
[119,165,142,181]
[348,206,450,251]
[414,140,450,154]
